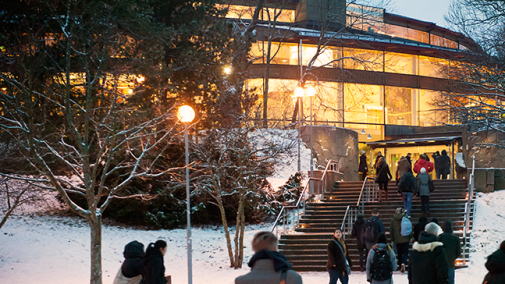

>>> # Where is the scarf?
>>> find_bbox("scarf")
[248,249,292,272]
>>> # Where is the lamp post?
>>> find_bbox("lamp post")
[294,86,316,189]
[177,105,195,284]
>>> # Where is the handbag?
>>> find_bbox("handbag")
[333,240,351,275]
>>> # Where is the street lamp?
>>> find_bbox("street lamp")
[177,105,195,284]
[294,86,316,184]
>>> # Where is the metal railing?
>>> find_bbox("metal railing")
[271,160,340,237]
[340,177,375,239]
[462,155,476,264]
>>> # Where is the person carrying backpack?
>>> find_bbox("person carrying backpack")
[363,208,386,251]
[390,208,412,274]
[366,233,397,284]
[351,213,367,271]
[398,168,417,217]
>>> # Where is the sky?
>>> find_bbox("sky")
[386,0,453,28]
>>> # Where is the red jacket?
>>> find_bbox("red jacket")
[413,158,434,174]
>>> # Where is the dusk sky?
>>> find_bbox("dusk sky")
[387,0,452,28]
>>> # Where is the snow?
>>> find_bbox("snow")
[1,128,504,284]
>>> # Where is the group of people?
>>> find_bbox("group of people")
[113,240,169,284]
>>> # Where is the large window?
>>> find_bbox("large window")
[344,83,383,127]
[384,52,415,75]
[343,48,383,71]
[218,5,295,23]
[419,56,448,78]
[419,90,448,126]
[385,86,412,125]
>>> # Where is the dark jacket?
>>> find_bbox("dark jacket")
[390,212,412,244]
[408,231,449,284]
[440,151,451,174]
[351,216,366,249]
[142,250,167,284]
[122,241,144,278]
[437,221,461,268]
[398,171,417,193]
[365,215,386,244]
[406,156,412,166]
[483,248,505,284]
[236,250,303,284]
[433,153,442,171]
[327,238,353,273]
[413,217,428,242]
[359,154,368,173]
[376,162,392,183]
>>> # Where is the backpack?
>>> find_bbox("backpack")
[363,218,378,242]
[370,249,392,281]
[400,216,412,236]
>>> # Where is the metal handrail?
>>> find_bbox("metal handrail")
[462,155,476,264]
[340,177,375,238]
[271,159,340,236]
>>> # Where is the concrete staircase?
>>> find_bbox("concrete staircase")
[278,179,474,272]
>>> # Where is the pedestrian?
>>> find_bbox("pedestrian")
[359,151,368,181]
[413,216,428,242]
[236,231,303,284]
[363,207,386,251]
[416,167,433,216]
[351,213,367,271]
[413,154,434,174]
[440,150,451,179]
[398,168,416,217]
[113,240,144,284]
[432,151,442,179]
[395,156,411,185]
[375,151,383,168]
[406,153,412,166]
[482,240,505,284]
[142,240,168,284]
[431,218,439,225]
[390,208,412,273]
[438,220,462,284]
[366,233,397,284]
[376,157,392,202]
[408,222,449,284]
[327,228,352,284]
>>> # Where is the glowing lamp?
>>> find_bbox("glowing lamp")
[178,105,195,123]
[306,86,316,97]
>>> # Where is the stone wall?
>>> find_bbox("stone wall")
[300,125,359,181]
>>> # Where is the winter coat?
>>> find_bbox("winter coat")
[235,250,303,284]
[351,216,366,249]
[413,158,434,174]
[327,237,353,273]
[416,172,431,197]
[413,217,428,242]
[375,154,383,168]
[437,221,461,268]
[376,162,392,183]
[408,231,449,284]
[390,213,412,244]
[482,248,505,284]
[396,157,411,181]
[366,215,387,242]
[359,154,368,173]
[406,156,412,166]
[142,250,167,284]
[366,243,397,284]
[398,171,416,193]
[113,241,144,284]
[440,152,451,175]
[432,153,442,171]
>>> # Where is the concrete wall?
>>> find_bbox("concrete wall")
[300,125,359,181]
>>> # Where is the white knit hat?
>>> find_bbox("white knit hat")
[425,222,442,236]
[421,167,426,173]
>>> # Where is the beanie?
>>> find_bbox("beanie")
[421,167,426,173]
[425,222,442,236]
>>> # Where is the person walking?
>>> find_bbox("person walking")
[364,208,386,251]
[351,213,367,271]
[142,240,168,284]
[440,150,451,180]
[395,156,411,185]
[416,167,433,216]
[376,157,392,202]
[432,151,442,179]
[235,231,303,284]
[359,151,368,181]
[408,222,449,284]
[113,240,144,284]
[366,233,397,284]
[413,154,434,174]
[483,240,505,284]
[375,151,384,168]
[398,168,416,217]
[438,220,462,284]
[413,216,428,242]
[327,228,352,284]
[390,208,412,273]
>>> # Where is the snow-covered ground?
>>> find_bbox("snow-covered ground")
[1,131,504,284]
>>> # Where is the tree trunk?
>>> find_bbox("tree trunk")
[233,195,245,268]
[89,215,103,284]
[217,198,234,267]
